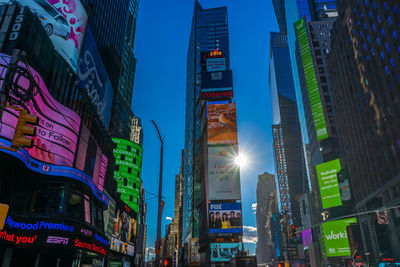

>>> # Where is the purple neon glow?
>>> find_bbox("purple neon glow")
[0,53,81,167]
[302,228,312,248]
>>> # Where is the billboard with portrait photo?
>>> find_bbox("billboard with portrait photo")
[111,207,137,256]
[0,0,88,72]
[207,103,238,145]
[209,203,242,234]
[208,146,241,200]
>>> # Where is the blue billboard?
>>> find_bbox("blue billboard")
[76,25,114,130]
[210,243,242,262]
[209,203,242,234]
[201,70,233,93]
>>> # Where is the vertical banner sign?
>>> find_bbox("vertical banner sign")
[294,17,329,141]
[207,103,238,145]
[76,25,114,130]
[208,146,241,200]
[321,217,357,257]
[316,159,342,209]
[112,138,143,215]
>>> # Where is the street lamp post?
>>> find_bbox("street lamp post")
[152,120,164,267]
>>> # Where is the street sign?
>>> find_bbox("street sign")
[377,211,389,224]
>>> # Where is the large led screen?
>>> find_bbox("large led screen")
[294,17,329,141]
[76,25,113,130]
[207,103,238,145]
[0,0,88,72]
[321,217,357,257]
[110,207,136,256]
[209,202,242,234]
[208,146,241,200]
[207,57,226,72]
[316,159,342,209]
[112,138,143,214]
[0,53,108,205]
[210,243,242,262]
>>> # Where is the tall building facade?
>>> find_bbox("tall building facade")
[256,173,277,265]
[270,32,305,226]
[328,0,400,257]
[182,1,230,261]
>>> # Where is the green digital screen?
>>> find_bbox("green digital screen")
[112,138,143,215]
[316,159,342,209]
[321,217,357,257]
[294,17,329,141]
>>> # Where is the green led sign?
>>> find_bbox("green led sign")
[112,138,143,215]
[321,217,357,257]
[294,17,329,141]
[316,159,342,209]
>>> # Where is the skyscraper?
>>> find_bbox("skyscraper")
[182,1,230,261]
[328,0,400,257]
[269,32,305,226]
[256,172,277,265]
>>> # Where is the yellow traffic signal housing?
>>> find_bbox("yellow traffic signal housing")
[0,203,9,230]
[11,109,38,150]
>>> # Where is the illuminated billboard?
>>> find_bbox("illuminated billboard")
[316,159,342,209]
[207,103,238,145]
[294,17,328,141]
[207,57,226,72]
[110,206,136,256]
[112,138,143,214]
[0,53,108,205]
[76,25,114,130]
[201,70,232,92]
[0,0,88,72]
[210,243,242,262]
[302,228,312,249]
[321,217,357,257]
[208,146,241,200]
[209,203,242,234]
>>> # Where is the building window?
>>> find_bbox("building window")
[388,16,392,25]
[390,58,395,67]
[373,2,377,10]
[67,190,83,219]
[381,28,385,38]
[383,2,388,11]
[121,154,125,160]
[381,51,385,60]
[393,31,398,40]
[385,43,390,51]
[128,167,132,174]
[372,24,376,31]
[127,145,131,152]
[29,183,65,215]
[385,66,390,75]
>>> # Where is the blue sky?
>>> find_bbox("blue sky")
[132,0,279,259]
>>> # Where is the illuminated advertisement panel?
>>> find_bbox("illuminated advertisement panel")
[294,17,329,141]
[207,103,238,145]
[201,70,233,93]
[302,228,312,249]
[0,53,108,205]
[209,203,242,234]
[321,217,357,257]
[112,138,143,214]
[76,25,113,129]
[208,146,241,200]
[316,159,342,209]
[0,0,88,72]
[110,207,137,256]
[1,215,108,256]
[207,57,226,72]
[210,243,242,262]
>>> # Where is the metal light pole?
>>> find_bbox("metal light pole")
[152,120,164,267]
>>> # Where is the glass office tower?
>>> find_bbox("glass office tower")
[182,1,230,264]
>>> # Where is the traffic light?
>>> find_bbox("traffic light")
[290,224,297,238]
[11,109,38,150]
[163,258,172,267]
[0,203,9,230]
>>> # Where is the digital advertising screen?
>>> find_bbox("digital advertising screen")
[76,25,113,130]
[201,70,233,93]
[209,203,242,234]
[208,146,241,200]
[111,207,137,256]
[302,228,312,249]
[0,53,108,205]
[112,138,143,214]
[294,17,329,141]
[0,0,88,72]
[207,103,238,145]
[207,57,226,72]
[210,243,242,262]
[321,217,357,257]
[316,159,342,209]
